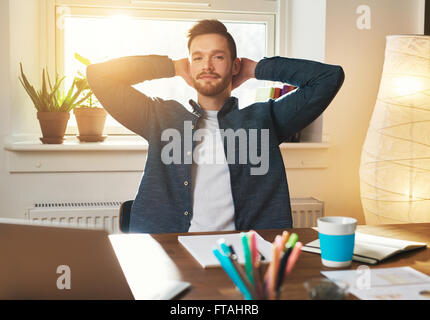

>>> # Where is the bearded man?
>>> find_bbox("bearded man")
[87,19,344,233]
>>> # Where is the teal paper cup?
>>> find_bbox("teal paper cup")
[317,217,357,268]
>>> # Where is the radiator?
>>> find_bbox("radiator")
[25,197,323,233]
[290,197,324,228]
[26,201,123,234]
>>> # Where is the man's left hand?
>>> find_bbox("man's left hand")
[232,58,257,90]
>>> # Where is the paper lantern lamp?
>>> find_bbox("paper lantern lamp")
[359,35,430,224]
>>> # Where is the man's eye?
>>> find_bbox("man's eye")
[215,56,224,60]
[193,57,202,61]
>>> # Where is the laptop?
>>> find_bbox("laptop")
[0,219,190,300]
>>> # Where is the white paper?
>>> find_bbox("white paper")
[178,232,273,268]
[322,267,430,300]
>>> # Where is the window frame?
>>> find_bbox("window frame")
[47,0,278,135]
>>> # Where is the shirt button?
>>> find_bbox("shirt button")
[184,211,189,216]
[184,181,189,186]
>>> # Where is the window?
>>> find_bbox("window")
[54,3,276,135]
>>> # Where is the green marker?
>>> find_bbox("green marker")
[241,232,255,285]
[285,233,298,250]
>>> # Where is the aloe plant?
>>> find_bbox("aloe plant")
[19,63,91,112]
[74,53,100,108]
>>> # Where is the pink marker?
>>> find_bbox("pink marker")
[249,230,258,265]
[285,242,303,276]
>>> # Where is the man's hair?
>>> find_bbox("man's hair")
[187,19,237,61]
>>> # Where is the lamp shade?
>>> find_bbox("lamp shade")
[359,35,430,224]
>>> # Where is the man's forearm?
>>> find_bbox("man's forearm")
[86,55,176,138]
[87,55,175,87]
[254,56,344,142]
[255,56,343,91]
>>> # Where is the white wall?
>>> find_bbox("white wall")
[0,0,426,225]
[285,0,425,224]
[9,0,41,135]
[0,0,12,211]
[286,0,326,62]
[285,0,326,142]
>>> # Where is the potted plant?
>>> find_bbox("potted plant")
[73,53,108,142]
[19,63,90,144]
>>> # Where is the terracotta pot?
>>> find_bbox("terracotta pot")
[37,111,70,144]
[74,107,107,142]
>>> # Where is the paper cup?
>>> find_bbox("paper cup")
[317,217,357,268]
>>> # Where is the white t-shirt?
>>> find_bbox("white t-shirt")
[189,110,235,232]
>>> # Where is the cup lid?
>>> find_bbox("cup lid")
[318,216,357,224]
[317,216,357,235]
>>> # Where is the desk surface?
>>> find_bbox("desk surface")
[145,223,430,300]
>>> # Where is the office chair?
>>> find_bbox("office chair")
[119,200,133,233]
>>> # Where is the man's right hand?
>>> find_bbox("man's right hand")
[174,58,193,88]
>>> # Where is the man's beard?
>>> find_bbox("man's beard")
[192,71,232,96]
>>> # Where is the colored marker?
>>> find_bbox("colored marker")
[212,248,253,300]
[264,233,285,279]
[275,233,299,298]
[275,246,293,298]
[280,231,290,250]
[285,242,303,276]
[267,235,282,299]
[254,259,265,299]
[248,230,260,293]
[217,238,232,255]
[285,233,298,251]
[241,232,254,286]
[228,244,257,299]
[249,230,258,266]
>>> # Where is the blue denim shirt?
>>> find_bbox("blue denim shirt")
[87,55,344,233]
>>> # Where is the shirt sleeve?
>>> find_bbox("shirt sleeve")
[86,55,176,139]
[254,56,345,143]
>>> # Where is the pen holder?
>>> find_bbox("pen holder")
[213,230,303,300]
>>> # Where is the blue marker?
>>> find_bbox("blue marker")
[213,248,253,300]
[217,238,232,255]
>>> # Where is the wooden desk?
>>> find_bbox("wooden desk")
[146,223,430,300]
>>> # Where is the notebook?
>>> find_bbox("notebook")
[302,232,427,265]
[0,218,189,299]
[178,232,273,268]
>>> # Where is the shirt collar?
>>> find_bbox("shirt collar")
[188,97,238,118]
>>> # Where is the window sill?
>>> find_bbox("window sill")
[4,135,149,173]
[4,135,330,172]
[4,135,149,152]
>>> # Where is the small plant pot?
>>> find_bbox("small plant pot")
[74,107,107,142]
[37,111,70,144]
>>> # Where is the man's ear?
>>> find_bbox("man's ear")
[232,58,241,76]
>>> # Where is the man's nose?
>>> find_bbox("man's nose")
[202,57,214,71]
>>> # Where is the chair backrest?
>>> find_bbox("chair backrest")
[119,200,134,233]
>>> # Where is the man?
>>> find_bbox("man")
[86,19,344,234]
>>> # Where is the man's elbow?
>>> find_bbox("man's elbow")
[332,65,345,89]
